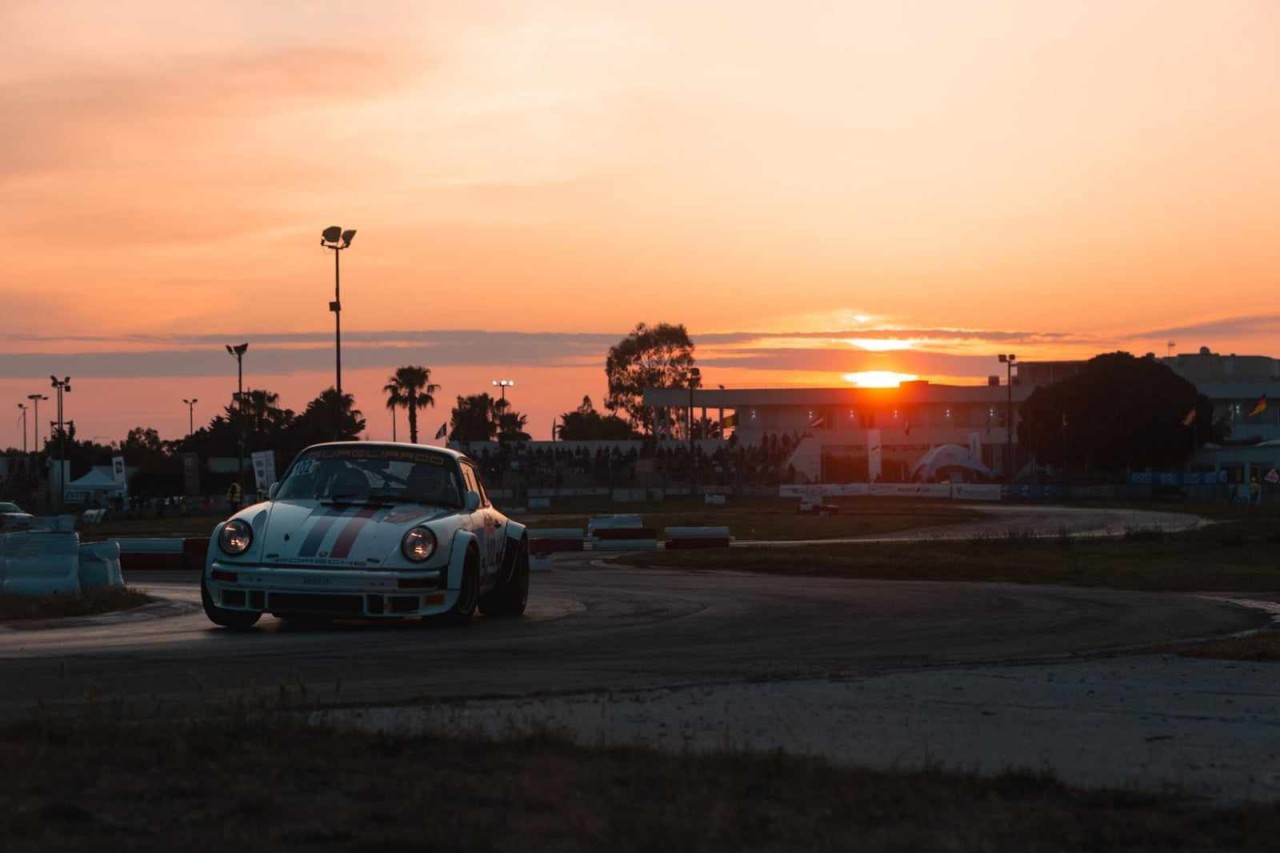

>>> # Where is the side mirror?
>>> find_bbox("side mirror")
[463,491,481,512]
[268,482,279,500]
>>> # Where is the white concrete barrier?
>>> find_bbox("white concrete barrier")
[0,532,81,597]
[587,515,645,537]
[78,540,123,589]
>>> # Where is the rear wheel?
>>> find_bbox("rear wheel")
[479,536,529,618]
[201,575,261,630]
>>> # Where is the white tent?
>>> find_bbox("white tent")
[63,465,125,505]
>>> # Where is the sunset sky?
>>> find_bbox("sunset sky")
[3,0,1278,446]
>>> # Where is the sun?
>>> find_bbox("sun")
[842,371,918,388]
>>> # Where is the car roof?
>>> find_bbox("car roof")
[301,441,471,464]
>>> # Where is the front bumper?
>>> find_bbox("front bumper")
[206,562,455,618]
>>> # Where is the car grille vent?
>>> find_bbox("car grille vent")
[268,593,364,615]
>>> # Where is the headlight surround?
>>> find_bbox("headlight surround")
[218,519,253,556]
[401,526,437,562]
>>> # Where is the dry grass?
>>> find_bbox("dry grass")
[617,517,1280,593]
[0,587,151,623]
[523,496,983,541]
[1,716,1277,852]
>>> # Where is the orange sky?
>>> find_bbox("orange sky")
[3,1,1279,445]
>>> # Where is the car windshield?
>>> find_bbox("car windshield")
[0,502,23,513]
[275,446,463,508]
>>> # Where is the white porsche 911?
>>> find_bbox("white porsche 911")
[202,443,529,629]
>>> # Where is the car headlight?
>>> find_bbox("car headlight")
[218,519,253,556]
[401,526,437,562]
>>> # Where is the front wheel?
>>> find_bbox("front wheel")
[201,574,261,630]
[479,537,529,618]
[427,551,479,627]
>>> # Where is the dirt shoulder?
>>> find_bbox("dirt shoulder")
[0,587,151,623]
[2,716,1277,852]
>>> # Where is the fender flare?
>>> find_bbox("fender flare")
[446,529,481,590]
[497,520,528,585]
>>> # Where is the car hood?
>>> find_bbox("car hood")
[253,500,455,569]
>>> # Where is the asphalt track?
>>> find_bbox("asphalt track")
[0,506,1265,720]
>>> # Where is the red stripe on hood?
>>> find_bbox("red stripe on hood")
[328,505,381,559]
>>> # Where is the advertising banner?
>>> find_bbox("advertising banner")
[250,450,277,493]
[111,456,128,495]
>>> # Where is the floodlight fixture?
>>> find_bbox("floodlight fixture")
[341,229,356,247]
[321,225,342,243]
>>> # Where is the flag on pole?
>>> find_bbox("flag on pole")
[1249,395,1267,417]
[808,415,825,428]
[1181,408,1197,427]
[723,412,738,429]
[434,423,448,440]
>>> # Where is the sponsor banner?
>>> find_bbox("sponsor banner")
[950,483,1003,501]
[866,429,882,483]
[111,456,128,494]
[250,450,277,492]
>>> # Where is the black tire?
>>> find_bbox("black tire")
[428,550,479,627]
[479,536,529,618]
[201,575,261,630]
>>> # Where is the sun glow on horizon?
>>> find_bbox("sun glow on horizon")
[842,371,919,388]
[845,338,917,353]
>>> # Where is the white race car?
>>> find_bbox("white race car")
[202,442,529,629]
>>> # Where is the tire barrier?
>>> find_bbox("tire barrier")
[78,540,123,589]
[663,526,733,549]
[529,529,586,555]
[114,537,211,572]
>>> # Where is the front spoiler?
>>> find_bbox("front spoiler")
[206,562,455,618]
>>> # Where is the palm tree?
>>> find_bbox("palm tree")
[383,366,439,444]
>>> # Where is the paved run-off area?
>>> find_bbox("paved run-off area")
[324,652,1280,803]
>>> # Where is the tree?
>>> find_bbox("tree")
[558,396,637,440]
[289,388,366,454]
[494,399,531,442]
[605,322,699,436]
[450,394,498,442]
[1017,352,1218,476]
[383,365,439,444]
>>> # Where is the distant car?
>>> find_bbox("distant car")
[0,501,35,532]
[202,443,529,629]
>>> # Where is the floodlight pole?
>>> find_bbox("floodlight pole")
[183,398,198,437]
[321,226,356,439]
[999,354,1017,482]
[688,367,701,494]
[50,376,70,510]
[17,404,27,453]
[27,394,47,450]
[226,344,248,493]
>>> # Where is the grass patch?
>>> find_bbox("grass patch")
[0,587,151,623]
[1,715,1277,851]
[617,517,1280,593]
[521,496,984,540]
